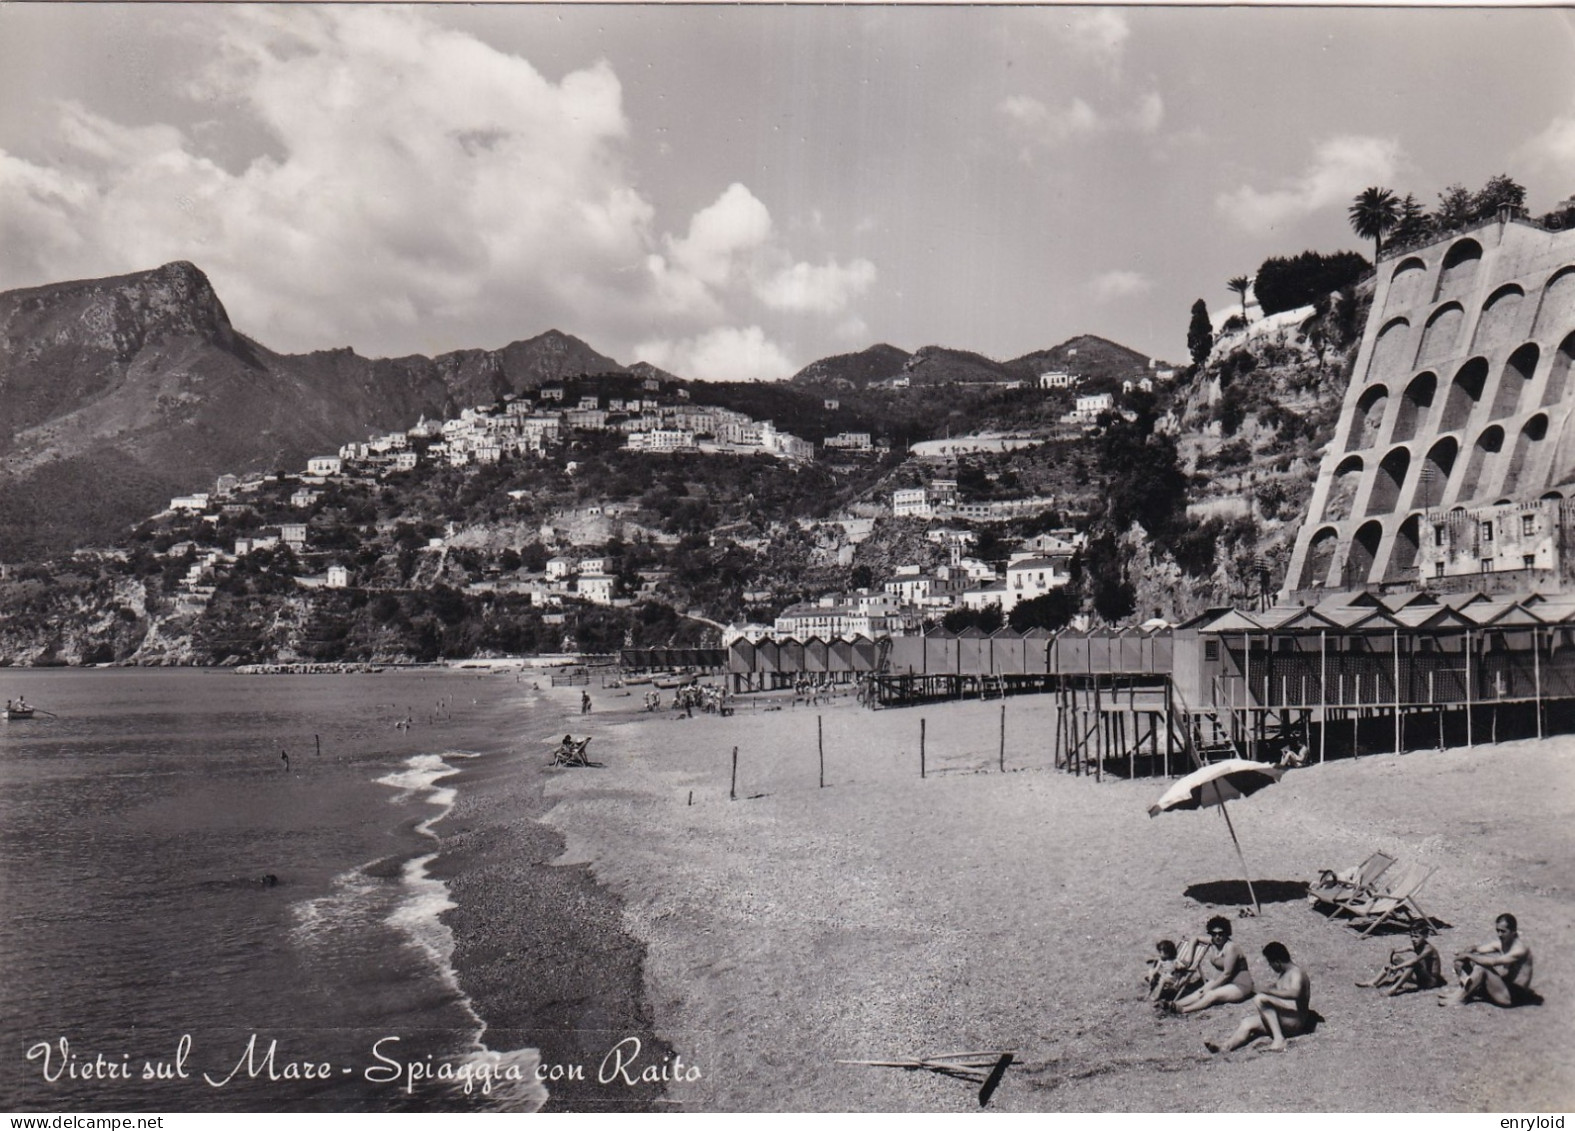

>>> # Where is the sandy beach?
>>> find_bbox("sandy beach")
[468,680,1572,1112]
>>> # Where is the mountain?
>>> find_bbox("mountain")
[1005,334,1155,390]
[0,263,624,560]
[790,343,912,388]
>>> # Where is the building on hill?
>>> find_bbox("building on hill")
[1039,370,1080,389]
[1286,209,1575,596]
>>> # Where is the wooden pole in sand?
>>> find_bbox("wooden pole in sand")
[999,703,1006,772]
[730,746,738,800]
[920,717,926,779]
[1319,630,1327,765]
[1534,626,1544,740]
[1465,629,1474,747]
[819,715,825,788]
[1393,628,1402,755]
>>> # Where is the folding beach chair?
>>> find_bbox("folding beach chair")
[1307,851,1397,909]
[1338,861,1436,937]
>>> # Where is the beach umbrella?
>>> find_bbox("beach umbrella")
[1148,759,1283,916]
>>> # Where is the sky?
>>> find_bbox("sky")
[2,5,1574,380]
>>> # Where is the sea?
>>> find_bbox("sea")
[0,666,550,1113]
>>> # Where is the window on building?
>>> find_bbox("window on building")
[1481,558,1494,572]
[1204,640,1220,661]
[1434,525,1445,545]
[1524,554,1536,570]
[1522,514,1536,537]
[1435,562,1445,577]
[1481,522,1493,542]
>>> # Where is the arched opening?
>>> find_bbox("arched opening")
[1300,527,1339,589]
[1392,371,1437,442]
[1472,284,1525,355]
[1433,238,1482,303]
[1502,414,1549,498]
[1345,521,1384,586]
[1544,331,1575,407]
[1386,257,1429,313]
[1458,425,1505,501]
[1410,437,1458,510]
[1323,456,1365,522]
[1367,447,1411,516]
[1417,304,1465,368]
[1440,357,1488,432]
[1542,490,1565,501]
[1386,514,1422,581]
[1489,342,1539,420]
[1347,385,1389,451]
[1532,265,1575,339]
[1367,317,1412,382]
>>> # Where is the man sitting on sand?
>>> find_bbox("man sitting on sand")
[1440,913,1535,1007]
[1205,942,1312,1054]
[1172,917,1254,1014]
[1357,922,1444,996]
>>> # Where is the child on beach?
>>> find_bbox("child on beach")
[1356,922,1443,995]
[1144,940,1179,1000]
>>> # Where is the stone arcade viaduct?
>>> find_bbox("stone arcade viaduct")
[1286,212,1575,596]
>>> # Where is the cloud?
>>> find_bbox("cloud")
[998,95,1102,152]
[1216,135,1403,234]
[1054,9,1131,75]
[1519,105,1575,181]
[0,7,875,372]
[1129,91,1164,135]
[755,258,876,314]
[1089,270,1153,301]
[635,326,795,382]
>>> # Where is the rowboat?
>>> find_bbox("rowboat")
[4,706,36,720]
[652,670,696,690]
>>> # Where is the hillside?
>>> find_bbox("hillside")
[0,264,633,559]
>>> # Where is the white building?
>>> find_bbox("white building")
[892,487,931,519]
[306,456,343,477]
[1039,370,1080,389]
[326,565,350,589]
[1002,555,1071,611]
[578,574,616,605]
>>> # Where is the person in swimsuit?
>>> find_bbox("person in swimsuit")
[1442,913,1535,1007]
[1206,941,1312,1053]
[1174,916,1255,1014]
[1357,921,1444,996]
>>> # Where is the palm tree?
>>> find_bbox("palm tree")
[1227,275,1251,322]
[1349,186,1400,260]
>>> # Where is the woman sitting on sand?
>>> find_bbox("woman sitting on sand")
[1171,916,1255,1014]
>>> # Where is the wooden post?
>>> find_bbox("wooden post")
[1465,629,1474,747]
[1164,681,1173,778]
[1393,628,1402,755]
[819,714,825,788]
[730,746,738,800]
[1093,676,1103,782]
[315,734,321,757]
[920,717,926,779]
[1319,630,1327,765]
[999,703,1006,773]
[1534,626,1544,740]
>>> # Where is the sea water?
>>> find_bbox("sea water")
[0,667,547,1112]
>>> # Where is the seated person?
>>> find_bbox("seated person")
[1206,941,1313,1053]
[1144,940,1178,1000]
[1356,922,1443,996]
[1173,917,1255,1015]
[1441,913,1535,1007]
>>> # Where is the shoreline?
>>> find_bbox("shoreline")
[522,687,1573,1112]
[433,680,670,1112]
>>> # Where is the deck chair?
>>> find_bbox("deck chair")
[549,737,596,767]
[1307,851,1397,909]
[1338,861,1435,937]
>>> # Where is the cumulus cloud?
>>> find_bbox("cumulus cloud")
[1089,270,1153,301]
[0,7,875,374]
[634,326,795,382]
[756,258,876,314]
[1216,135,1403,234]
[1519,105,1575,181]
[1129,91,1164,134]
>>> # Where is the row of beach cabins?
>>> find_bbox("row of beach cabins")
[623,588,1575,777]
